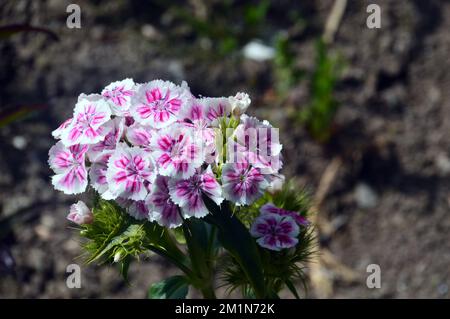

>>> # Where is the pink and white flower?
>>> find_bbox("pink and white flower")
[52,118,72,139]
[151,124,204,179]
[89,151,115,199]
[250,213,299,251]
[117,198,150,220]
[87,117,124,161]
[125,122,154,149]
[67,200,93,225]
[169,166,223,218]
[221,161,269,206]
[106,144,157,201]
[260,203,309,227]
[180,99,221,163]
[61,97,111,146]
[48,141,88,194]
[229,114,282,174]
[102,78,135,116]
[128,200,150,220]
[202,97,232,125]
[130,80,191,128]
[147,175,183,228]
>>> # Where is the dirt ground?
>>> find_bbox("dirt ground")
[0,0,449,298]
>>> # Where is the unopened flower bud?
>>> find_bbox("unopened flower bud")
[67,201,93,225]
[229,92,251,116]
[113,251,122,263]
[267,174,285,194]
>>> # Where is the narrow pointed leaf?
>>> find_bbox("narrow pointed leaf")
[148,275,189,299]
[0,24,58,41]
[285,279,300,299]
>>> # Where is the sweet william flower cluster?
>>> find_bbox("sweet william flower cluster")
[49,78,307,251]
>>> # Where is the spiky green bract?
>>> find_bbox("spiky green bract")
[80,199,137,263]
[79,197,191,280]
[222,183,316,298]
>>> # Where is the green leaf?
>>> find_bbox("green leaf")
[285,279,300,299]
[183,219,211,278]
[148,276,189,299]
[0,104,47,128]
[0,24,58,41]
[119,256,131,283]
[171,227,186,245]
[203,196,266,298]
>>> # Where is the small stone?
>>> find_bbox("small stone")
[141,24,160,40]
[354,183,378,209]
[12,136,27,150]
[0,245,15,274]
[62,240,79,254]
[242,40,275,62]
[26,248,48,272]
[35,224,51,241]
[435,154,450,175]
[167,61,185,81]
[438,283,448,296]
[41,215,56,228]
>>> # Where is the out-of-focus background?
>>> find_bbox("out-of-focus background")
[0,0,449,299]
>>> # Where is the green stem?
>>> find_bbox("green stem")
[182,219,219,299]
[199,281,217,299]
[147,245,194,279]
[207,226,218,257]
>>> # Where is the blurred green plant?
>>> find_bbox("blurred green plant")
[299,39,343,143]
[273,33,304,95]
[163,0,270,57]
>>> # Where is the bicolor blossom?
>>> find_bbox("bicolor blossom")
[250,213,299,251]
[221,161,269,206]
[117,198,150,220]
[106,144,156,201]
[260,203,309,227]
[87,117,124,161]
[230,114,282,174]
[180,98,223,163]
[67,200,93,225]
[89,151,115,199]
[49,141,88,194]
[52,118,72,139]
[125,122,154,150]
[130,80,191,128]
[203,97,232,125]
[147,175,183,228]
[169,166,223,218]
[151,124,204,179]
[102,78,135,116]
[61,97,111,146]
